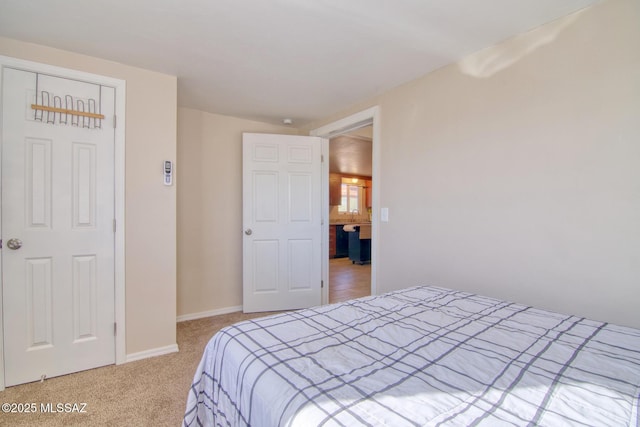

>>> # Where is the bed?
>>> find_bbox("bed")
[184,286,640,426]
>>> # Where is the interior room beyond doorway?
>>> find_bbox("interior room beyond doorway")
[328,125,373,303]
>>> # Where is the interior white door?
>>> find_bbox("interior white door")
[1,68,115,386]
[243,133,323,312]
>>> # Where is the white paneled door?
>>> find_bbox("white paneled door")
[1,68,115,386]
[243,133,323,312]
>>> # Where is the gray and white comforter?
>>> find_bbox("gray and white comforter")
[184,286,640,426]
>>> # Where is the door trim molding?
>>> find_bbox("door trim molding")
[310,106,381,305]
[0,55,126,391]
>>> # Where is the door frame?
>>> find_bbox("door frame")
[310,106,380,304]
[0,55,126,391]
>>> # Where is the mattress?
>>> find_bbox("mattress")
[184,286,640,426]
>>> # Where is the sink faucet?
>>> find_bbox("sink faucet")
[350,209,359,222]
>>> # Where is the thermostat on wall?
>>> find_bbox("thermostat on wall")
[164,160,173,186]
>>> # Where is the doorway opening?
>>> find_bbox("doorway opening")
[310,106,380,306]
[328,129,372,303]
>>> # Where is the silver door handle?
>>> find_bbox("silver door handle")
[7,238,22,250]
[244,229,252,236]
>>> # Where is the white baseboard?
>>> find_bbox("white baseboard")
[125,344,179,363]
[176,305,243,323]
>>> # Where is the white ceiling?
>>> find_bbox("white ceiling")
[0,0,598,126]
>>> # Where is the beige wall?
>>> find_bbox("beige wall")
[0,37,178,354]
[306,0,640,328]
[5,0,637,334]
[176,108,298,317]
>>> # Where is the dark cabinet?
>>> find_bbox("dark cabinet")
[335,226,349,258]
[348,227,371,265]
[329,225,336,258]
[329,224,349,258]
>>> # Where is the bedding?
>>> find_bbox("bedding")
[184,286,640,426]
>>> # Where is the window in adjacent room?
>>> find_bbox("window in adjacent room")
[338,183,361,213]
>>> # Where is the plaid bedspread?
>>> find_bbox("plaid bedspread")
[184,286,640,426]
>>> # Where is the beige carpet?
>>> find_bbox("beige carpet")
[0,311,273,426]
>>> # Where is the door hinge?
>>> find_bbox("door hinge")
[113,115,117,129]
[321,280,324,289]
[113,219,116,232]
[114,322,117,336]
[321,154,324,162]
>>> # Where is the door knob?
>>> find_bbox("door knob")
[244,229,252,236]
[6,238,22,250]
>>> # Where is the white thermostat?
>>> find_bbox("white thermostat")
[164,160,173,185]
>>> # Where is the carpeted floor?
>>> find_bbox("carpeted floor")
[0,311,273,426]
